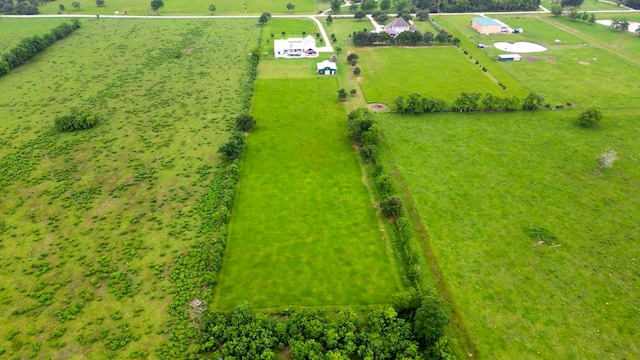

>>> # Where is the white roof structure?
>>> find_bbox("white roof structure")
[274,35,318,58]
[316,60,337,71]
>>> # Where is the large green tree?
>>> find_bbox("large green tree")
[150,0,164,11]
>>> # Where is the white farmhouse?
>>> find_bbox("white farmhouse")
[274,35,319,58]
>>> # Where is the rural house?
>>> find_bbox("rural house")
[384,17,420,37]
[274,35,318,58]
[471,17,509,34]
[316,60,337,75]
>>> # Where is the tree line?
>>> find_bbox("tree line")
[0,0,44,14]
[331,0,540,14]
[395,92,546,114]
[351,29,458,46]
[0,19,81,77]
[195,291,454,359]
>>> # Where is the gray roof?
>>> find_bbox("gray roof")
[472,17,501,26]
[384,17,419,36]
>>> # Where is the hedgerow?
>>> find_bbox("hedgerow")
[0,19,81,77]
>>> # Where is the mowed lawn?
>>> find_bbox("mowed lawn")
[379,110,640,359]
[357,47,526,106]
[215,78,401,309]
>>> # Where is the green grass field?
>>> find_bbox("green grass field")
[215,76,402,309]
[541,0,626,10]
[434,15,640,107]
[0,18,259,358]
[356,46,528,106]
[378,109,640,359]
[0,18,71,49]
[37,0,327,15]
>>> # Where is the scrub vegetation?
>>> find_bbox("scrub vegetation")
[0,18,259,359]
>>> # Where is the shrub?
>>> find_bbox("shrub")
[360,145,377,162]
[217,132,245,160]
[577,106,602,127]
[235,114,256,132]
[375,174,393,196]
[54,108,98,132]
[346,53,359,62]
[379,196,402,218]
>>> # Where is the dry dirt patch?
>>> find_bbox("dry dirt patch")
[368,103,388,111]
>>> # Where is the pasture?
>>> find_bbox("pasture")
[435,15,640,107]
[0,18,70,49]
[0,18,259,358]
[355,46,528,106]
[540,0,626,10]
[214,74,402,310]
[378,109,640,359]
[37,0,327,15]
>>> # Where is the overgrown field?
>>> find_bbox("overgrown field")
[355,46,529,106]
[37,0,325,15]
[0,18,70,49]
[215,75,402,309]
[0,18,260,358]
[378,109,640,358]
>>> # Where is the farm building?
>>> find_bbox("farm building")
[317,60,337,75]
[384,17,420,37]
[497,54,521,62]
[471,17,509,34]
[274,35,318,58]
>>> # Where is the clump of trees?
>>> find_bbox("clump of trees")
[54,108,99,132]
[0,0,40,14]
[1,20,81,77]
[196,290,453,359]
[611,17,630,31]
[394,92,541,114]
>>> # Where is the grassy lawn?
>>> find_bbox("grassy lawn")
[434,15,640,107]
[38,0,323,15]
[546,14,640,62]
[215,77,402,309]
[435,15,586,48]
[0,18,259,359]
[0,18,71,49]
[378,109,640,359]
[541,0,627,10]
[356,46,528,106]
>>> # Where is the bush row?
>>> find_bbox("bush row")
[0,19,80,77]
[155,31,263,360]
[195,290,454,360]
[347,108,424,287]
[395,92,545,114]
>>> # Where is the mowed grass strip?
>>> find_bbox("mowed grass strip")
[215,78,401,309]
[379,110,640,359]
[356,47,526,106]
